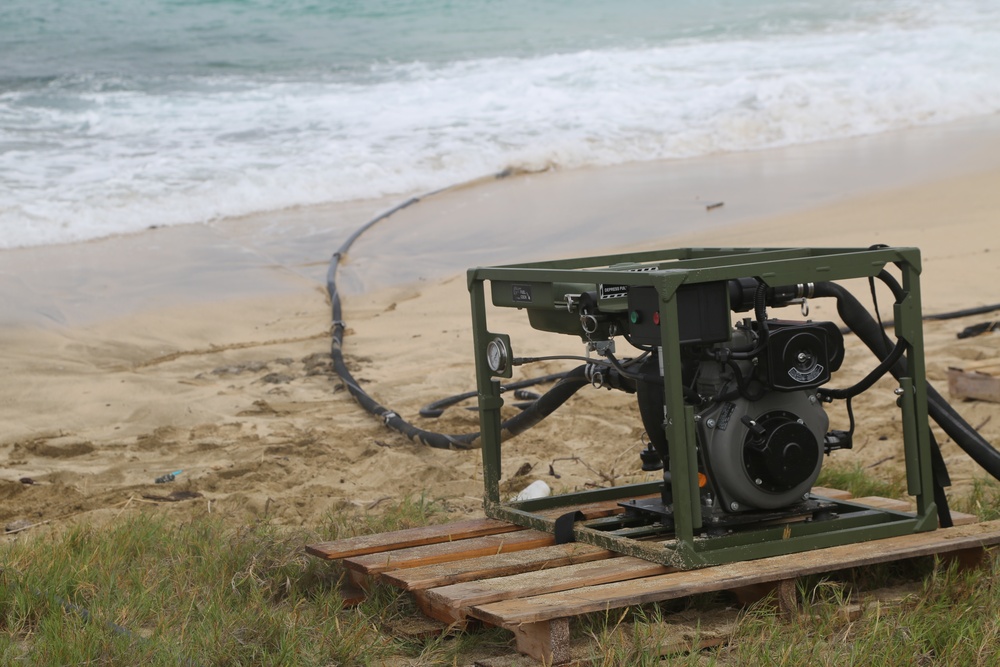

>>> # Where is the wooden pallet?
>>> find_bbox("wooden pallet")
[306,490,995,664]
[948,357,1000,404]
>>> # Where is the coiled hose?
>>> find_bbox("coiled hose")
[327,173,603,449]
[328,179,1000,468]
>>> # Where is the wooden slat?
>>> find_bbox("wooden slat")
[383,542,612,591]
[810,487,854,501]
[534,493,660,519]
[344,530,555,575]
[851,496,978,526]
[954,358,1000,373]
[849,496,912,513]
[948,367,1000,404]
[472,608,738,666]
[469,519,1000,627]
[305,518,522,560]
[426,556,672,614]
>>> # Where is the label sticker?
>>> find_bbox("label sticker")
[599,284,629,299]
[512,284,533,303]
[788,364,824,384]
[716,402,737,431]
[599,265,660,299]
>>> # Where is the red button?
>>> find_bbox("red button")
[653,311,660,325]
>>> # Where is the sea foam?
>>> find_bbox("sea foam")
[2,2,999,248]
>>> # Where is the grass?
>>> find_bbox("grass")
[816,461,907,500]
[717,556,1000,667]
[573,554,1000,667]
[3,474,999,666]
[0,497,509,666]
[953,477,1000,521]
[579,604,725,667]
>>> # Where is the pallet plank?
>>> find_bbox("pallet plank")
[426,556,672,613]
[308,489,852,563]
[383,542,612,591]
[344,530,555,575]
[953,358,1000,373]
[305,518,522,560]
[469,519,1000,627]
[533,493,660,519]
[810,487,854,501]
[850,496,978,526]
[948,367,1000,404]
[513,618,570,664]
[472,608,738,666]
[849,496,912,512]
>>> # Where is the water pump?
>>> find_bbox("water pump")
[469,247,944,568]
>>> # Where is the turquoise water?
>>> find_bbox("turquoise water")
[2,0,1000,247]
[3,1,885,76]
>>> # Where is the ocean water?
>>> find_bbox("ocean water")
[2,0,1000,249]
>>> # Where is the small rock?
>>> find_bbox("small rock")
[5,519,33,533]
[19,477,34,485]
[211,361,270,376]
[261,373,293,384]
[302,352,332,372]
[513,462,534,477]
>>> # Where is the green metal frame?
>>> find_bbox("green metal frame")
[468,247,937,569]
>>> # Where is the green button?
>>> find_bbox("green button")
[629,310,641,324]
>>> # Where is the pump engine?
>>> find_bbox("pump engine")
[635,316,845,514]
[471,247,943,568]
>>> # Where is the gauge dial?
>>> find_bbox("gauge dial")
[486,338,508,373]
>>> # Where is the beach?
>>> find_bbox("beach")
[2,118,999,535]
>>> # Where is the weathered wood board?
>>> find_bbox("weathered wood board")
[948,362,1000,404]
[306,492,995,664]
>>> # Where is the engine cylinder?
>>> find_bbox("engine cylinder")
[698,390,827,510]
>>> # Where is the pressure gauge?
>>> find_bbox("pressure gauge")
[486,337,509,374]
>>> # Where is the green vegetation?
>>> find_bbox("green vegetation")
[567,554,999,666]
[2,473,999,666]
[717,556,1000,667]
[817,462,906,500]
[954,477,1000,522]
[0,498,508,666]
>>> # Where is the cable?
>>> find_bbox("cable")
[820,337,907,400]
[925,303,1000,321]
[419,372,567,418]
[328,170,599,449]
[328,177,999,506]
[840,302,1000,335]
[725,281,769,360]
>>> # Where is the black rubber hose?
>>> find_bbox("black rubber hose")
[821,337,907,400]
[333,304,593,449]
[330,333,476,449]
[725,358,767,402]
[814,279,1000,480]
[728,281,770,360]
[327,172,598,449]
[498,365,591,437]
[924,302,1000,321]
[874,270,1000,481]
[419,372,569,418]
[839,302,1000,335]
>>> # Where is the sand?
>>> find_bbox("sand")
[2,117,1000,537]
